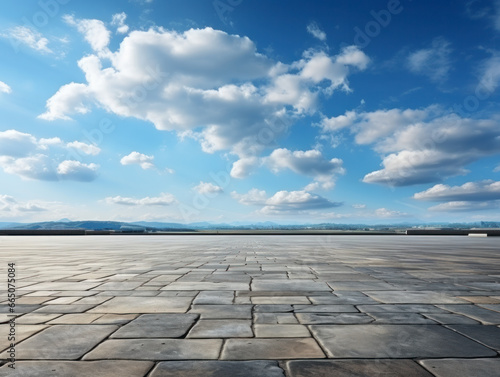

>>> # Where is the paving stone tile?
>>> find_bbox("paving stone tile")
[15,296,53,305]
[190,304,252,319]
[357,304,447,313]
[92,314,138,324]
[327,281,397,291]
[310,324,497,358]
[370,312,436,324]
[423,313,480,324]
[293,304,357,313]
[33,304,96,314]
[45,297,81,304]
[296,313,373,325]
[21,282,101,291]
[365,291,467,304]
[254,324,310,337]
[286,359,434,377]
[47,313,103,324]
[111,313,198,338]
[447,324,500,350]
[251,296,310,304]
[221,338,325,360]
[0,324,47,352]
[193,291,234,304]
[251,280,331,291]
[254,313,298,324]
[0,325,118,360]
[459,296,500,304]
[89,296,192,314]
[157,291,199,297]
[237,290,332,297]
[437,304,500,324]
[15,313,62,324]
[0,360,154,377]
[477,304,500,312]
[187,320,252,338]
[254,304,294,312]
[83,339,222,360]
[162,282,249,291]
[94,281,144,290]
[309,295,378,305]
[149,360,285,377]
[419,358,500,377]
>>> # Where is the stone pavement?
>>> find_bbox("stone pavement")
[0,235,499,376]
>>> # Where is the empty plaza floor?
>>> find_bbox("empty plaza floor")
[0,235,499,376]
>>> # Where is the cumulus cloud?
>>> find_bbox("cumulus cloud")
[478,52,500,95]
[111,12,129,34]
[0,81,11,94]
[0,130,100,181]
[39,25,368,167]
[4,26,52,53]
[352,203,366,209]
[120,151,155,170]
[194,182,223,195]
[67,141,101,156]
[428,201,499,212]
[0,195,48,215]
[265,148,345,190]
[374,208,409,218]
[320,106,500,186]
[232,188,341,214]
[307,22,326,41]
[105,193,176,206]
[230,157,260,179]
[414,180,500,201]
[407,37,452,82]
[63,14,111,54]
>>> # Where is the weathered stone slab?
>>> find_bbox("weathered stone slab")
[327,281,397,291]
[221,338,325,360]
[254,313,298,324]
[187,320,252,338]
[357,304,447,313]
[89,296,192,313]
[111,314,198,338]
[190,304,252,319]
[447,324,500,350]
[370,312,436,324]
[149,361,285,377]
[310,325,497,358]
[193,291,234,304]
[21,282,101,291]
[254,324,310,337]
[287,359,434,377]
[83,339,222,360]
[477,304,500,312]
[252,296,310,304]
[309,295,378,305]
[423,313,480,324]
[15,313,61,324]
[366,291,466,304]
[437,304,500,324]
[33,304,96,314]
[419,358,500,377]
[251,280,331,291]
[47,313,103,324]
[296,313,373,325]
[94,281,144,290]
[0,324,47,353]
[0,361,154,377]
[293,304,357,313]
[92,314,138,324]
[254,304,294,312]
[0,325,118,359]
[162,282,249,291]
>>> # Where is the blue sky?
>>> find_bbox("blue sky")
[1,0,500,224]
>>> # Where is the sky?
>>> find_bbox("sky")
[0,0,500,224]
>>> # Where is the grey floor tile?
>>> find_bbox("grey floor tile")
[149,361,285,377]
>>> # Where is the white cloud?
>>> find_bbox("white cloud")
[407,37,452,82]
[320,106,500,186]
[63,14,111,54]
[120,151,155,170]
[105,193,176,206]
[231,189,267,206]
[40,25,368,164]
[232,188,341,214]
[374,208,409,218]
[194,182,223,195]
[0,130,38,157]
[265,148,344,190]
[478,52,500,95]
[353,204,366,209]
[306,22,326,41]
[0,195,48,215]
[320,110,357,132]
[494,165,500,172]
[414,180,500,201]
[67,141,101,156]
[230,157,260,179]
[111,12,129,34]
[0,81,11,94]
[0,130,100,182]
[428,201,499,212]
[4,26,52,54]
[57,160,99,181]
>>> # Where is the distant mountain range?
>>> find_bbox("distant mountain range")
[0,220,499,231]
